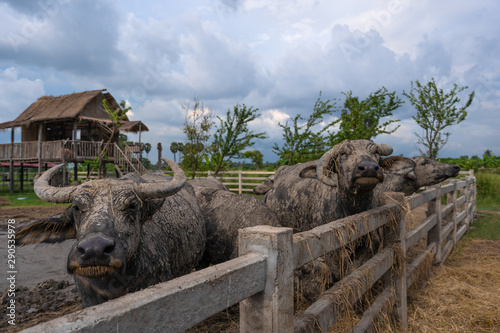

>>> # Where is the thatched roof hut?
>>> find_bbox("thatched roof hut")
[0,89,148,142]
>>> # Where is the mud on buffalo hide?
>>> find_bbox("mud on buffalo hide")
[189,177,280,266]
[264,140,393,232]
[16,159,206,308]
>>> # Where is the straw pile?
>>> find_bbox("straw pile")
[405,239,500,333]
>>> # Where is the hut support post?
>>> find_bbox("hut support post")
[38,124,43,175]
[9,127,14,193]
[19,163,24,193]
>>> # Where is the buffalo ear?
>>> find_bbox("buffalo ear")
[380,156,417,178]
[16,209,76,245]
[299,165,318,179]
[141,198,165,223]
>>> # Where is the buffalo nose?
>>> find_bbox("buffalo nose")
[355,160,382,178]
[77,237,115,261]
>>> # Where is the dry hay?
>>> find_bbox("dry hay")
[405,239,500,333]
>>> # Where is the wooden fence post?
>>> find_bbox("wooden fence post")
[238,170,242,194]
[447,180,458,246]
[463,178,471,230]
[384,193,407,329]
[427,185,442,263]
[239,226,294,333]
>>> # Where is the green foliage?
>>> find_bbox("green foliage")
[170,142,179,162]
[329,87,403,145]
[181,98,214,179]
[212,104,267,175]
[475,171,500,210]
[241,150,264,170]
[438,151,500,171]
[143,143,151,157]
[0,190,70,207]
[273,92,337,166]
[403,78,475,160]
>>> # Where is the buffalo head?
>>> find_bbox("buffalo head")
[412,156,460,187]
[310,140,393,192]
[17,158,186,304]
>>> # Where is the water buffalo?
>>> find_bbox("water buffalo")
[264,140,393,232]
[189,177,280,266]
[256,156,460,197]
[377,156,460,195]
[16,159,206,308]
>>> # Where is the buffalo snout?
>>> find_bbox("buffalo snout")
[77,237,116,262]
[352,160,384,185]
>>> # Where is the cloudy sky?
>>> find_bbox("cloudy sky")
[0,0,499,163]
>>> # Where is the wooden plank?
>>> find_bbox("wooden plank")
[441,239,454,263]
[294,248,394,333]
[456,224,467,241]
[440,183,455,195]
[404,214,436,251]
[406,242,437,288]
[351,285,396,333]
[293,204,399,268]
[406,188,437,210]
[440,222,454,241]
[456,210,466,225]
[456,195,466,206]
[456,180,467,189]
[440,203,454,218]
[22,253,267,333]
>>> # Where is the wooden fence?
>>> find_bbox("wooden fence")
[23,173,476,333]
[203,170,274,194]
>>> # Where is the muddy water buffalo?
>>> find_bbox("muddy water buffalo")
[189,177,280,266]
[264,140,393,232]
[256,156,460,198]
[377,156,460,195]
[16,159,206,308]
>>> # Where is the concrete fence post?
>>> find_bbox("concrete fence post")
[427,184,442,263]
[238,226,294,333]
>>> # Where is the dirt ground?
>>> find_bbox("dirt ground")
[0,205,80,333]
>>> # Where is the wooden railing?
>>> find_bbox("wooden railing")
[23,175,476,332]
[112,143,147,175]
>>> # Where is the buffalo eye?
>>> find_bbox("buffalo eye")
[72,203,84,214]
[122,200,139,213]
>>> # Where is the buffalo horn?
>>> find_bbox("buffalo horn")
[134,158,186,200]
[34,164,81,203]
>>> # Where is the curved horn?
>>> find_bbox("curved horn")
[379,156,404,168]
[134,158,186,200]
[376,144,393,156]
[34,164,80,203]
[316,142,348,187]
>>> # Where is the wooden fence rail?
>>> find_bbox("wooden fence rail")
[23,175,476,333]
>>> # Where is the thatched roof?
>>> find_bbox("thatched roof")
[0,89,149,132]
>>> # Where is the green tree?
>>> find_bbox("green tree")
[212,104,267,176]
[329,87,403,145]
[403,78,475,160]
[241,150,264,170]
[170,142,179,163]
[142,142,151,158]
[181,98,214,179]
[273,92,337,166]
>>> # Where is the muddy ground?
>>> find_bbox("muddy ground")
[0,205,80,333]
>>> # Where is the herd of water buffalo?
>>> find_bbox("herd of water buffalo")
[16,139,460,308]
